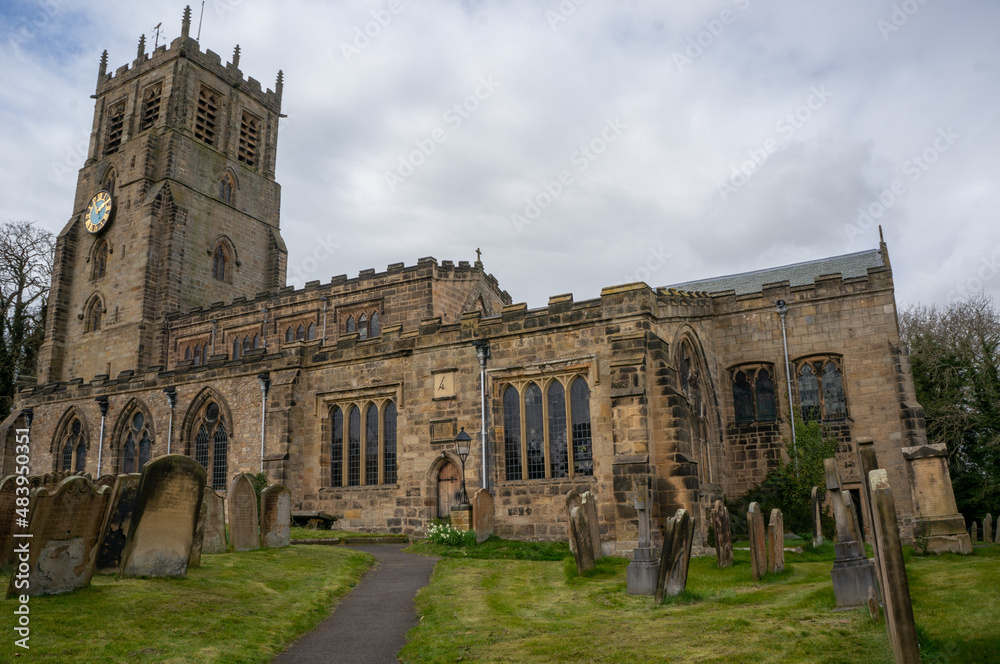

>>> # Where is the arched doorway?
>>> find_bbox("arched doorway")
[436,462,461,519]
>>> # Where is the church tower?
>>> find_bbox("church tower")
[37,6,287,383]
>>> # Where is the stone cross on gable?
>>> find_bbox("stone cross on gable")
[476,248,482,262]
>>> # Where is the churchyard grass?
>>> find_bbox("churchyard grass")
[400,543,1000,663]
[289,526,408,540]
[0,545,372,663]
[407,534,571,560]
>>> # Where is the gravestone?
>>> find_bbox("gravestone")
[94,474,117,489]
[811,486,824,547]
[201,487,227,554]
[655,508,694,602]
[868,469,921,664]
[984,514,993,545]
[826,458,879,609]
[471,488,495,544]
[228,473,260,552]
[565,490,583,556]
[569,506,596,574]
[27,475,42,489]
[747,502,767,581]
[856,439,886,605]
[0,476,16,567]
[626,479,658,595]
[5,476,110,597]
[260,484,292,548]
[970,521,978,543]
[767,508,785,574]
[95,473,141,572]
[189,495,208,568]
[120,455,206,578]
[902,443,971,554]
[712,500,733,569]
[581,491,602,560]
[843,491,864,547]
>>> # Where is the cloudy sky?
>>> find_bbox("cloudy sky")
[2,0,998,309]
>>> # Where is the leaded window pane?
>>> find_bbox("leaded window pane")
[212,422,228,491]
[733,371,754,424]
[195,425,210,470]
[525,383,545,480]
[346,316,355,334]
[547,382,568,478]
[139,431,151,468]
[755,369,777,421]
[348,407,361,486]
[296,324,305,341]
[62,437,74,471]
[822,362,847,419]
[358,314,368,340]
[331,407,343,487]
[243,336,251,353]
[365,405,379,485]
[799,365,821,421]
[123,433,136,474]
[232,338,240,359]
[285,327,294,343]
[571,378,593,476]
[75,439,86,472]
[503,386,522,481]
[307,322,316,340]
[383,402,397,485]
[370,312,380,337]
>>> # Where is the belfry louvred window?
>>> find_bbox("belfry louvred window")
[104,100,126,155]
[501,376,593,482]
[140,82,162,132]
[194,87,219,145]
[238,112,260,166]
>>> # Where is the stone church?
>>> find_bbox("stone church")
[0,8,929,554]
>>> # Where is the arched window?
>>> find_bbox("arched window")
[369,312,380,338]
[252,333,260,349]
[365,404,379,485]
[87,297,104,332]
[822,362,847,419]
[232,337,241,360]
[346,315,356,334]
[798,364,821,421]
[92,239,108,279]
[219,172,235,204]
[59,417,85,472]
[243,336,251,354]
[383,402,397,484]
[296,324,305,341]
[524,383,545,480]
[503,386,522,481]
[285,326,294,343]
[192,344,201,366]
[358,314,368,340]
[307,322,317,340]
[347,406,361,486]
[202,342,210,365]
[121,410,152,473]
[570,377,593,476]
[213,244,230,282]
[755,369,777,421]
[733,371,754,424]
[330,406,343,487]
[184,346,192,361]
[547,381,568,479]
[101,166,117,197]
[192,400,228,490]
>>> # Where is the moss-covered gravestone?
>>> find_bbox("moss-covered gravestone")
[95,473,141,572]
[120,455,206,578]
[229,473,260,552]
[201,487,227,554]
[260,484,292,548]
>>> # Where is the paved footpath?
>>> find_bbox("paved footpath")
[273,544,439,664]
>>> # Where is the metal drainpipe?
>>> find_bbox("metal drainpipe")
[95,397,109,476]
[475,340,491,490]
[776,300,799,474]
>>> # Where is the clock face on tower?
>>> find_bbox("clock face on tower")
[85,190,113,234]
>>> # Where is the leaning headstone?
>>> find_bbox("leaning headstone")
[471,488,495,544]
[120,455,206,578]
[902,442,971,554]
[0,476,16,567]
[627,479,658,595]
[228,473,260,552]
[984,514,993,545]
[188,493,208,568]
[260,484,292,548]
[565,490,583,556]
[95,473,141,572]
[826,458,879,609]
[747,502,767,581]
[569,506,596,574]
[843,491,864,547]
[582,491,602,560]
[856,439,886,605]
[767,509,785,574]
[868,469,921,664]
[970,521,978,543]
[201,487,227,554]
[811,486,824,547]
[5,476,110,597]
[712,500,733,569]
[655,508,694,602]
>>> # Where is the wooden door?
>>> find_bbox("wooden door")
[437,462,461,519]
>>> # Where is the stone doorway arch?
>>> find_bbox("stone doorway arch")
[436,461,461,519]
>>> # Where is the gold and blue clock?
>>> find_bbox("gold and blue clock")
[84,190,113,234]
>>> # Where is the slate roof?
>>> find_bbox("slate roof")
[667,249,885,296]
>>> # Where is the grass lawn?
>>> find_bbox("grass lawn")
[0,545,372,663]
[400,541,1000,664]
[289,526,408,541]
